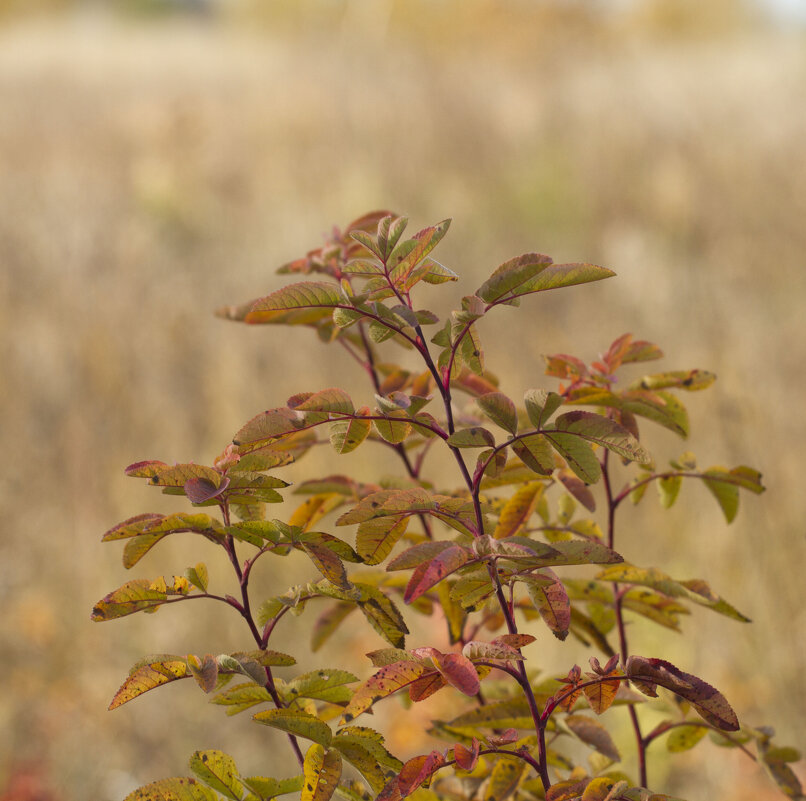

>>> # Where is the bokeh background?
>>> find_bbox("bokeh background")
[1,0,804,799]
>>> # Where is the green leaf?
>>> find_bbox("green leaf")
[330,416,372,455]
[388,219,451,285]
[242,776,304,800]
[301,745,342,801]
[283,669,358,703]
[567,388,690,438]
[666,724,708,752]
[657,475,682,508]
[247,282,345,324]
[702,466,765,523]
[518,262,617,296]
[551,411,651,464]
[211,683,273,716]
[446,427,495,448]
[373,411,412,444]
[542,432,600,483]
[511,434,556,476]
[477,393,518,435]
[189,750,245,801]
[123,778,218,801]
[476,253,554,304]
[254,709,333,747]
[109,657,189,710]
[524,390,563,429]
[185,563,209,593]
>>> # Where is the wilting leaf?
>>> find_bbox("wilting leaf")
[301,745,342,801]
[628,369,716,392]
[92,579,167,621]
[123,777,218,801]
[483,756,528,801]
[356,517,409,565]
[254,708,333,747]
[341,661,429,723]
[187,654,218,693]
[453,738,481,772]
[109,657,189,710]
[355,584,408,649]
[397,751,445,797]
[625,656,739,731]
[494,482,543,539]
[565,715,620,761]
[477,393,518,435]
[189,751,244,801]
[557,470,596,512]
[299,542,350,590]
[523,569,570,640]
[581,778,628,801]
[404,545,471,602]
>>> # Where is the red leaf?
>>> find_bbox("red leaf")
[453,738,480,771]
[397,752,445,797]
[403,545,470,603]
[431,652,481,697]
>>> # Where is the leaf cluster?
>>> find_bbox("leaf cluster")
[95,213,800,801]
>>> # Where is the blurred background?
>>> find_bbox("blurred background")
[0,0,804,799]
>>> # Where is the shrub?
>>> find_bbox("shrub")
[94,211,802,801]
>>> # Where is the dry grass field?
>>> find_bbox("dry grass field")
[0,2,804,799]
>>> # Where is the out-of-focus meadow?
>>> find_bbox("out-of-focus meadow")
[0,0,804,799]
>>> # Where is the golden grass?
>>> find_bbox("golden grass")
[0,5,803,799]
